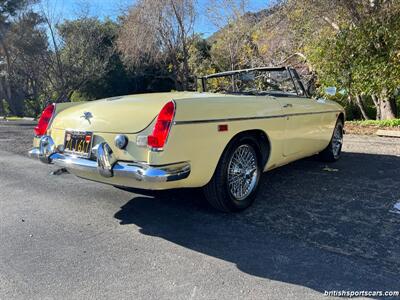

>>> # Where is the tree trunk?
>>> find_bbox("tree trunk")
[0,99,4,117]
[181,42,190,91]
[354,94,370,120]
[0,76,24,116]
[378,89,397,120]
[171,68,181,91]
[8,88,25,117]
[0,76,5,116]
[169,0,192,91]
[379,96,397,120]
[0,30,25,116]
[371,94,381,120]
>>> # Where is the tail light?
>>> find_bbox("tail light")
[147,101,175,150]
[34,103,55,136]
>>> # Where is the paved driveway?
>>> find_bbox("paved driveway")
[0,120,399,299]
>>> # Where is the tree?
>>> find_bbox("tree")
[0,0,37,116]
[304,0,400,119]
[350,5,400,120]
[263,0,398,119]
[3,11,48,116]
[207,0,260,71]
[74,19,124,100]
[117,0,195,91]
[187,34,213,75]
[41,17,114,102]
[75,20,159,99]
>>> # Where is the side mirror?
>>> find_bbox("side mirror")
[325,87,337,96]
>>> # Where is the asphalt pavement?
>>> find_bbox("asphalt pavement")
[0,120,399,299]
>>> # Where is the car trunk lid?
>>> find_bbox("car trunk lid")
[51,94,176,133]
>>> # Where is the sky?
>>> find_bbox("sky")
[38,0,270,37]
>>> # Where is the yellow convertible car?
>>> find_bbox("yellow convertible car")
[29,67,344,212]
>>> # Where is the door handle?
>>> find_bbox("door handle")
[283,103,293,108]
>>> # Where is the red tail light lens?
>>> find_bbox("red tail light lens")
[34,103,55,136]
[147,101,175,149]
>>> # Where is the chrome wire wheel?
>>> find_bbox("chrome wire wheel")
[332,123,343,158]
[227,144,259,201]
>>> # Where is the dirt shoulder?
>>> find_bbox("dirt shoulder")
[345,122,400,136]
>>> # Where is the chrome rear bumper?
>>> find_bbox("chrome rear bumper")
[29,136,190,183]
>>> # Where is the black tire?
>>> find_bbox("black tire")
[318,119,344,162]
[203,136,263,212]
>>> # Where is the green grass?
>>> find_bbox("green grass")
[347,119,400,127]
[4,116,23,121]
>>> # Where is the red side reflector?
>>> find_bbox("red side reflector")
[218,124,228,132]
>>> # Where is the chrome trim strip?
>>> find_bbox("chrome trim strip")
[173,110,342,125]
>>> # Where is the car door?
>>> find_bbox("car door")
[275,95,325,157]
[272,68,329,158]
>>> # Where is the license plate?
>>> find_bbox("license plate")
[64,131,93,158]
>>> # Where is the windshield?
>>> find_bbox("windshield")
[201,68,306,97]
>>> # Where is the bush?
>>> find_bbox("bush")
[0,99,11,116]
[70,91,92,102]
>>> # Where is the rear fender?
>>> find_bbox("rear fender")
[33,102,87,147]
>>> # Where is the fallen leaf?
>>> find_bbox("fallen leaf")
[51,168,69,176]
[323,166,339,172]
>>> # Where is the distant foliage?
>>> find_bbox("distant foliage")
[301,0,400,120]
[117,0,195,91]
[0,0,399,120]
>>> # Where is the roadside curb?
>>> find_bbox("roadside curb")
[376,130,400,138]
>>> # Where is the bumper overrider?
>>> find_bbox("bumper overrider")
[28,135,191,183]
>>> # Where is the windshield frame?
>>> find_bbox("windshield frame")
[199,66,308,97]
